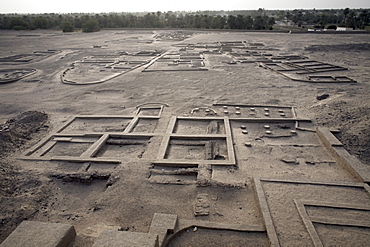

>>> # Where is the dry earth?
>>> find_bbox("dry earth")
[0,29,369,246]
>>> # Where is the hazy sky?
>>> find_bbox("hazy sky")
[0,0,369,14]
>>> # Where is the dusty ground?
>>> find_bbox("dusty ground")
[0,30,369,246]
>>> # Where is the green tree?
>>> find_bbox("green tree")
[358,10,369,29]
[277,10,286,21]
[343,8,350,20]
[210,16,226,29]
[345,10,357,28]
[319,13,329,28]
[292,11,303,27]
[32,17,49,29]
[9,17,29,30]
[253,16,265,29]
[194,15,202,28]
[227,15,237,29]
[82,19,100,32]
[62,21,74,32]
[245,16,253,29]
[285,11,292,21]
[267,17,275,30]
[235,15,245,29]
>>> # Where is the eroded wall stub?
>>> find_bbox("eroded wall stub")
[0,68,37,83]
[51,161,117,185]
[0,50,61,65]
[306,75,356,83]
[154,32,192,41]
[57,116,134,134]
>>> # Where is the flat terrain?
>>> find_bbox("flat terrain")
[0,29,369,246]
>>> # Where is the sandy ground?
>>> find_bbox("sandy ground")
[0,29,369,246]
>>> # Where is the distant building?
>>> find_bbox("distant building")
[308,27,354,32]
[275,20,293,26]
[336,27,354,31]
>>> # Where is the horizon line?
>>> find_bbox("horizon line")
[1,7,370,15]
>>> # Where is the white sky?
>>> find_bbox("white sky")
[0,0,369,14]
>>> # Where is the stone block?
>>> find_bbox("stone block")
[149,213,178,234]
[149,213,178,246]
[0,221,76,247]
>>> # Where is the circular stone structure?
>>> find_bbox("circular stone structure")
[0,69,37,84]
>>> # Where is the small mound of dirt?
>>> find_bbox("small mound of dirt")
[0,111,48,157]
[0,111,50,242]
[313,100,370,164]
[306,43,370,52]
[334,110,370,165]
[0,166,50,242]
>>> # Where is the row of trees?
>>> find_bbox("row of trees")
[0,12,276,31]
[280,8,370,29]
[0,8,368,32]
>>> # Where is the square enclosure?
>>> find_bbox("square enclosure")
[174,119,225,135]
[284,60,347,73]
[230,120,323,146]
[165,137,228,161]
[137,107,162,116]
[39,136,100,157]
[95,136,151,159]
[130,118,159,133]
[59,117,133,133]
